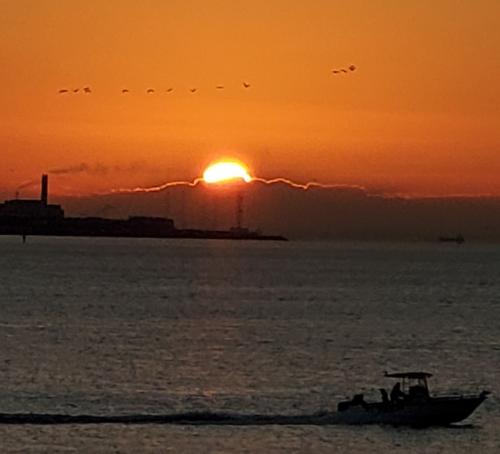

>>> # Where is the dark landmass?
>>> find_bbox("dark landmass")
[0,216,287,241]
[0,175,287,241]
[6,174,500,241]
[58,184,500,242]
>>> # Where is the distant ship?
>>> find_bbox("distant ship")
[438,234,465,244]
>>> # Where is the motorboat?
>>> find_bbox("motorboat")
[336,371,489,427]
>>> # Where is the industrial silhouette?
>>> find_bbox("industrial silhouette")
[0,175,64,220]
[0,175,286,241]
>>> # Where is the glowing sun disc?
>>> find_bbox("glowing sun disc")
[203,161,252,184]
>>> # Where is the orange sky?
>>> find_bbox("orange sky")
[1,0,500,198]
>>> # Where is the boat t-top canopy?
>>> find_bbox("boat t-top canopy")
[384,372,432,394]
[385,372,432,379]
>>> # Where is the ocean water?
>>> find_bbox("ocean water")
[0,236,499,452]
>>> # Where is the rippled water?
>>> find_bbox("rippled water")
[0,236,499,452]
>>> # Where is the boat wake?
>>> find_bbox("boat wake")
[0,411,339,426]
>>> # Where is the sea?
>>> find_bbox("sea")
[0,236,499,453]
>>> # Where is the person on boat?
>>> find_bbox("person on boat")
[351,394,368,409]
[379,388,389,404]
[390,382,405,402]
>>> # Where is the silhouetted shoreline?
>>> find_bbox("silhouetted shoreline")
[0,175,287,241]
[0,217,287,241]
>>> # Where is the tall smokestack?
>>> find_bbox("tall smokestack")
[41,174,48,205]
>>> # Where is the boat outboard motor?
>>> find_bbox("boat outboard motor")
[337,394,366,411]
[337,400,351,412]
[351,394,365,405]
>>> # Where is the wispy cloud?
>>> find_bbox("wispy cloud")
[48,162,145,176]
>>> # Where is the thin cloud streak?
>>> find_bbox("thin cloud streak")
[49,162,145,176]
[251,177,366,192]
[105,175,368,195]
[107,178,204,194]
[16,179,37,190]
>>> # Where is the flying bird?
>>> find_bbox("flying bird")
[340,69,348,73]
[349,65,356,71]
[58,89,69,94]
[189,88,197,93]
[146,88,155,94]
[121,89,130,94]
[73,88,79,93]
[166,88,174,93]
[83,87,92,93]
[242,82,251,88]
[216,85,225,89]
[332,70,340,74]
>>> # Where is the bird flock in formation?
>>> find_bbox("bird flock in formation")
[57,66,356,94]
[58,82,252,95]
[58,86,92,94]
[332,64,356,74]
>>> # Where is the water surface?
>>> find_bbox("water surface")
[0,237,498,452]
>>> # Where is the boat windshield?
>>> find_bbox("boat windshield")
[404,377,429,394]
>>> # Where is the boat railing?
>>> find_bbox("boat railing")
[431,391,489,401]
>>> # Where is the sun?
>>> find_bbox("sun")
[203,161,252,184]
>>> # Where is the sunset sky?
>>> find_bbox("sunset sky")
[1,0,500,199]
